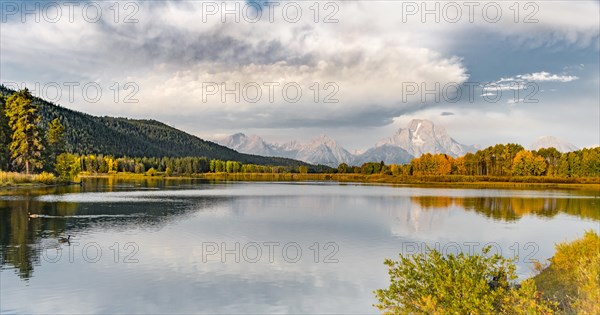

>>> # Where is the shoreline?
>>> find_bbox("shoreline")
[3,172,599,191]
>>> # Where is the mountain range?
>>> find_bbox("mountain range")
[217,121,582,167]
[215,119,479,167]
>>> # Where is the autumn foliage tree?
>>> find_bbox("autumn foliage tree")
[512,150,547,176]
[410,153,453,176]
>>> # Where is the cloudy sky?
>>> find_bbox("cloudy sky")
[1,0,598,151]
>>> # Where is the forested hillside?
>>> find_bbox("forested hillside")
[0,86,311,167]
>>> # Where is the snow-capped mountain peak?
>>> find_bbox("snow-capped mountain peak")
[410,120,426,146]
[377,119,475,157]
[294,135,353,166]
[531,136,578,153]
[215,133,277,157]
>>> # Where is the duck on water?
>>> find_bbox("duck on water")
[59,235,72,243]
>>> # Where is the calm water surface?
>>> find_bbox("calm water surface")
[1,179,599,314]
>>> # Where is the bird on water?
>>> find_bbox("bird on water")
[59,235,72,243]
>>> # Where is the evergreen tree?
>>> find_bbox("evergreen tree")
[45,118,66,170]
[47,118,65,156]
[5,89,44,174]
[0,95,11,170]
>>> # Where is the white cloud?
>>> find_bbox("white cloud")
[519,72,578,82]
[482,71,579,97]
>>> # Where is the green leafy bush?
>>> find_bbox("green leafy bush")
[54,153,81,181]
[375,247,556,314]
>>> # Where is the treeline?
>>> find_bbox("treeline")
[336,143,600,178]
[74,155,307,175]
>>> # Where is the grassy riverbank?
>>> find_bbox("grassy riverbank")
[532,230,600,313]
[0,171,59,187]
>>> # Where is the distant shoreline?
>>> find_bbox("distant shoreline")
[3,172,599,191]
[195,173,600,190]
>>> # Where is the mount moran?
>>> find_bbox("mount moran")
[215,119,479,167]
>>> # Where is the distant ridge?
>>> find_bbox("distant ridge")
[0,85,311,167]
